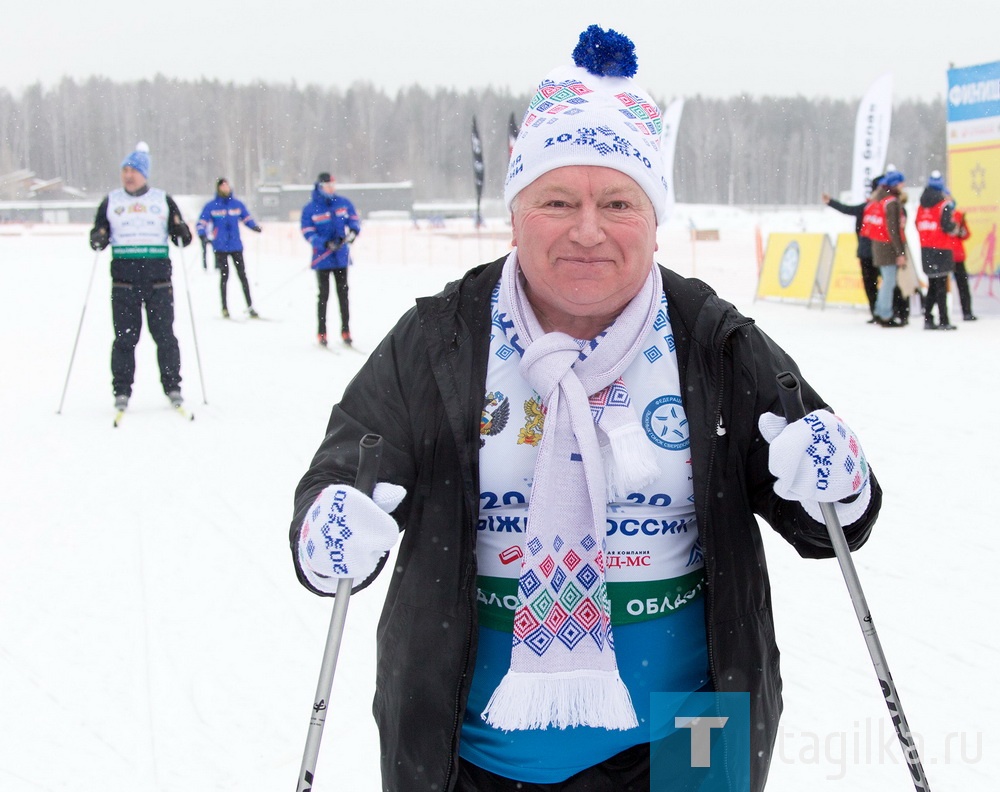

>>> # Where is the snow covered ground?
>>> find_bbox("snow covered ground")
[1,206,996,791]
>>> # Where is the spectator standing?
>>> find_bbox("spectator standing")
[300,173,361,346]
[822,176,882,321]
[916,171,957,330]
[89,142,192,411]
[196,178,262,319]
[949,201,976,320]
[862,170,908,327]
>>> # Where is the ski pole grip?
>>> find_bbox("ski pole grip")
[775,370,807,423]
[355,433,383,498]
[295,433,385,792]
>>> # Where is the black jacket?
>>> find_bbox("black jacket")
[290,257,881,792]
[826,197,873,261]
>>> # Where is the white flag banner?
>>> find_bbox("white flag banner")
[660,98,685,214]
[850,73,893,202]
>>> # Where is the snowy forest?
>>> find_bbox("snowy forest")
[0,76,945,204]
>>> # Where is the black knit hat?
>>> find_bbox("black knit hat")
[317,172,332,183]
[216,177,228,189]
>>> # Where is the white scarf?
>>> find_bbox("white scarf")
[482,252,661,731]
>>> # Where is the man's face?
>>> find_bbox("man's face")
[218,180,231,197]
[511,165,658,334]
[321,179,336,195]
[120,166,146,192]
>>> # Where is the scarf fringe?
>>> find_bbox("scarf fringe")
[603,423,660,500]
[482,669,638,731]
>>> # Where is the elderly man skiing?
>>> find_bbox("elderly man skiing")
[289,26,880,792]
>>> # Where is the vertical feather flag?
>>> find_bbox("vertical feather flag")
[507,112,520,160]
[850,73,893,202]
[471,116,485,227]
[660,98,684,215]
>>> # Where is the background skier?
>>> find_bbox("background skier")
[89,141,192,411]
[196,177,262,319]
[299,172,361,346]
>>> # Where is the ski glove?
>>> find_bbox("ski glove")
[298,482,407,594]
[89,227,109,251]
[252,225,262,233]
[344,227,358,244]
[170,221,193,247]
[326,237,345,252]
[758,409,871,525]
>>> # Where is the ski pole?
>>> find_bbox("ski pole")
[775,371,931,792]
[297,433,383,792]
[175,244,208,405]
[56,250,101,414]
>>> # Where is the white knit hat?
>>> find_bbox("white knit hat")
[504,26,668,224]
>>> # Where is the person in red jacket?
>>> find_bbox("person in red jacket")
[916,171,957,330]
[822,174,883,322]
[861,171,907,327]
[949,200,976,320]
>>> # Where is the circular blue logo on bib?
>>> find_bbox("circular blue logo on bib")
[642,395,690,450]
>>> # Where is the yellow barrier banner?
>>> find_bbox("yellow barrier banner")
[756,233,832,303]
[825,233,869,307]
[948,147,1000,279]
[947,61,1000,285]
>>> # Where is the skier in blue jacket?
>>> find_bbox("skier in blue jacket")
[299,172,361,345]
[197,178,262,318]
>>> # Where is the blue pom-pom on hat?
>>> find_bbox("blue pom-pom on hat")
[121,141,151,179]
[572,25,638,78]
[504,25,668,223]
[927,170,946,191]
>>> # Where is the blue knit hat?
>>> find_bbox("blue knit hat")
[880,170,905,188]
[927,170,945,191]
[121,142,151,179]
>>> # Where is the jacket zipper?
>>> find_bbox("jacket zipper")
[702,317,753,790]
[703,318,753,687]
[444,557,477,791]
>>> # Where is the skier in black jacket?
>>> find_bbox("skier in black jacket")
[89,142,192,411]
[290,27,881,792]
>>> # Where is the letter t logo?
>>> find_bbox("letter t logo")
[675,716,729,767]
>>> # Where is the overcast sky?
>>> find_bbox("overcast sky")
[4,1,997,102]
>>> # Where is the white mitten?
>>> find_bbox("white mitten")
[758,409,871,525]
[298,482,406,593]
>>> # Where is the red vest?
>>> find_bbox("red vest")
[860,195,895,242]
[916,200,951,250]
[950,210,968,262]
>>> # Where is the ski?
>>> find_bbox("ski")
[112,406,193,426]
[317,338,340,354]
